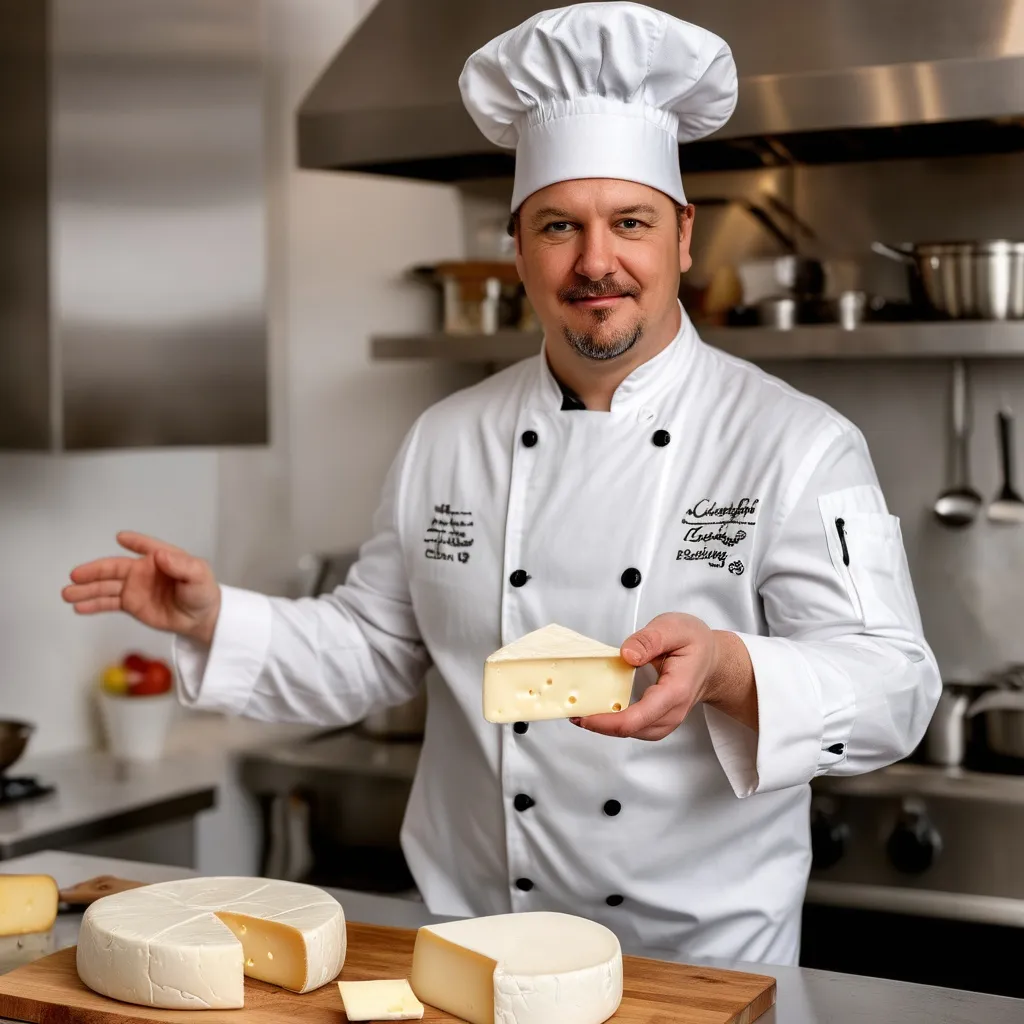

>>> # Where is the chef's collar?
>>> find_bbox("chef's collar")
[538,300,697,414]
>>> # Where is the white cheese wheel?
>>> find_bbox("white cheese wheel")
[410,911,623,1024]
[76,877,346,1009]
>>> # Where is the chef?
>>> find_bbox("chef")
[63,3,941,967]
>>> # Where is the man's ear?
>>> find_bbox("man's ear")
[678,204,695,273]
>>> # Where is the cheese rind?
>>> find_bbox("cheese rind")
[76,877,346,1009]
[0,875,58,937]
[410,911,622,1024]
[338,979,424,1020]
[484,624,635,723]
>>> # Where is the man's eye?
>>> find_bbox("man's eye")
[544,221,573,233]
[619,218,642,230]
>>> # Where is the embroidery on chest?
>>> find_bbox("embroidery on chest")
[675,496,760,575]
[423,503,475,564]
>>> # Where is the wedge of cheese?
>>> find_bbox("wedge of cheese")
[483,624,635,723]
[410,911,622,1024]
[338,978,424,1020]
[0,875,59,936]
[76,877,346,1009]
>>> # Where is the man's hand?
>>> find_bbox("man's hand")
[61,532,222,646]
[574,613,758,740]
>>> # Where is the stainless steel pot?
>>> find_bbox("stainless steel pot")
[0,720,34,773]
[923,684,973,766]
[872,240,1024,320]
[966,688,1024,759]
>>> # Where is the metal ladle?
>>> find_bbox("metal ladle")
[934,359,982,527]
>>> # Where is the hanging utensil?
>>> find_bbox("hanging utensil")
[933,360,981,527]
[988,408,1024,523]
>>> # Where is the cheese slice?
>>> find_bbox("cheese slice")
[76,877,346,1009]
[410,912,622,1024]
[338,978,424,1020]
[483,624,635,723]
[0,875,58,936]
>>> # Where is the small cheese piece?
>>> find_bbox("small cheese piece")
[410,912,622,1024]
[0,875,58,936]
[76,877,346,1009]
[338,979,424,1021]
[483,624,635,723]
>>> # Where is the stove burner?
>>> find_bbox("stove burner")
[0,776,55,805]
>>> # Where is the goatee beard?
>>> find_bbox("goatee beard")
[562,317,645,361]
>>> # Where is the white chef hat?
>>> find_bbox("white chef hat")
[459,2,738,212]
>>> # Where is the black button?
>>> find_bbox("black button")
[521,430,538,448]
[515,878,534,891]
[510,569,530,587]
[605,894,625,907]
[620,567,642,589]
[513,721,529,735]
[603,799,622,817]
[514,793,535,812]
[652,429,671,447]
[828,742,846,755]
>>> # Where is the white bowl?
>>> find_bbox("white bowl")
[97,690,176,762]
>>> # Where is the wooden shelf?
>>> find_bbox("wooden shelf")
[371,321,1024,363]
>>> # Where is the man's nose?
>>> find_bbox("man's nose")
[574,226,618,281]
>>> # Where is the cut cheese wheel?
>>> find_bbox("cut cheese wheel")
[484,624,635,723]
[0,875,58,936]
[338,978,424,1020]
[76,877,346,1009]
[410,911,622,1024]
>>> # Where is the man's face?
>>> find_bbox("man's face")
[514,178,694,362]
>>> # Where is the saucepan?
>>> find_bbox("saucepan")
[0,720,34,774]
[966,665,1024,760]
[872,240,1024,320]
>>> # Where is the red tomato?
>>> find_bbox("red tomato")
[122,652,151,675]
[129,660,173,696]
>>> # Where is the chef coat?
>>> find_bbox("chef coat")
[175,305,941,967]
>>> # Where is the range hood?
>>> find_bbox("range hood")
[0,0,267,451]
[299,0,1024,179]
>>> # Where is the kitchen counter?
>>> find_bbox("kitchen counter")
[0,850,1020,1024]
[0,712,320,860]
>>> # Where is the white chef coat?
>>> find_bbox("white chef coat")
[175,305,940,967]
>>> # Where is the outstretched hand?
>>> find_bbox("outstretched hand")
[62,532,221,646]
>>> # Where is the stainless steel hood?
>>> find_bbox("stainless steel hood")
[299,0,1024,178]
[0,0,267,450]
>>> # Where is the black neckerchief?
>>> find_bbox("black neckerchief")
[555,376,587,411]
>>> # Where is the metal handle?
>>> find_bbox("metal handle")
[951,360,971,484]
[806,880,1024,927]
[697,196,796,252]
[999,409,1016,491]
[871,240,916,264]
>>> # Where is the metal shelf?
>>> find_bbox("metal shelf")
[371,321,1024,363]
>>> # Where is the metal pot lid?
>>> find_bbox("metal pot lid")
[908,240,1024,255]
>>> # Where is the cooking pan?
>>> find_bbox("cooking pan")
[0,720,34,774]
[873,240,1024,320]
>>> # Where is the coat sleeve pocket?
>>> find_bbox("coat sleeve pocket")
[818,486,923,637]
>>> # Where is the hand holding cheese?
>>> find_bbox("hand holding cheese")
[0,875,58,937]
[483,624,635,723]
[411,911,622,1024]
[576,613,757,741]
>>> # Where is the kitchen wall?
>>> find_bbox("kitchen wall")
[0,0,474,755]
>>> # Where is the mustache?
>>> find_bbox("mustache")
[558,279,640,303]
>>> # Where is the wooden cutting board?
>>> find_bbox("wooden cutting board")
[0,921,775,1024]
